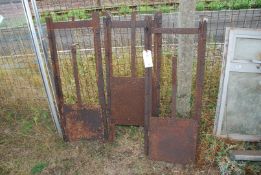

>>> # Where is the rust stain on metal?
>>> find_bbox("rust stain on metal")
[71,45,82,106]
[131,12,137,78]
[103,14,113,141]
[111,77,145,126]
[144,16,153,155]
[104,13,156,130]
[171,56,177,118]
[193,18,207,121]
[46,13,108,141]
[46,17,66,139]
[153,12,162,117]
[63,104,104,141]
[146,16,207,164]
[92,12,108,140]
[149,118,199,164]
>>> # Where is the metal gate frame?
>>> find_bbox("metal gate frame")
[103,13,156,141]
[46,12,108,141]
[45,11,207,164]
[145,13,207,164]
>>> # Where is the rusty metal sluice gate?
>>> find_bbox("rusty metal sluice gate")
[46,12,207,164]
[145,13,207,164]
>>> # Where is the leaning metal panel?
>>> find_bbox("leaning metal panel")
[104,12,155,133]
[46,12,107,141]
[146,13,207,164]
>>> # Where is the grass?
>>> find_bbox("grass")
[31,162,48,175]
[0,44,260,174]
[118,5,132,15]
[0,107,219,175]
[208,1,226,10]
[196,2,206,11]
[198,0,261,11]
[0,54,47,112]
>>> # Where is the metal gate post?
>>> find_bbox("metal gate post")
[103,14,114,141]
[193,18,207,121]
[45,17,66,139]
[144,16,153,156]
[92,12,108,140]
[153,12,162,117]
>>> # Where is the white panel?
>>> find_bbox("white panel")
[214,28,261,141]
[221,72,261,136]
[234,37,261,61]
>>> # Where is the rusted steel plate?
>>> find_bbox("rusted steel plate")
[152,27,199,34]
[111,77,145,126]
[63,104,104,141]
[149,118,199,164]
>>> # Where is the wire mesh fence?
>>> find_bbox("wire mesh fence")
[53,27,99,105]
[0,0,260,116]
[0,0,48,112]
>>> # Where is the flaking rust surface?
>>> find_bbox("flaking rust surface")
[110,76,156,126]
[63,104,104,141]
[111,77,145,126]
[149,117,199,164]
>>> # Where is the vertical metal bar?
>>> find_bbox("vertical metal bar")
[153,12,162,117]
[71,45,82,106]
[46,17,64,115]
[104,13,113,76]
[131,12,137,77]
[103,14,114,141]
[22,0,63,137]
[92,12,108,140]
[171,56,177,118]
[193,18,207,122]
[144,16,152,156]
